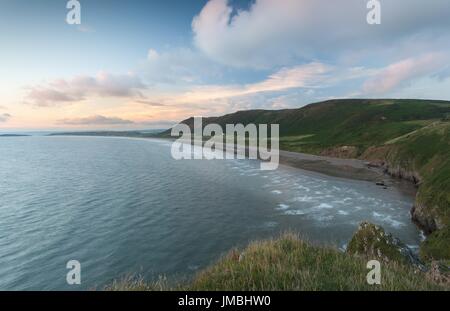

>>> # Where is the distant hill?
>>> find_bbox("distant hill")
[0,134,30,137]
[166,99,450,261]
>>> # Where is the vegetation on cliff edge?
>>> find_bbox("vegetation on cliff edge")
[106,233,446,291]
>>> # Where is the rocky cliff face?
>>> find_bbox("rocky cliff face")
[383,164,421,185]
[347,222,421,267]
[381,164,440,234]
[411,201,438,234]
[361,146,448,259]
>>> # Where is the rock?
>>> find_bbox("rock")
[411,202,439,234]
[347,221,422,267]
[365,161,382,168]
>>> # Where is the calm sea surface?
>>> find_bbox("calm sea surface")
[0,136,421,290]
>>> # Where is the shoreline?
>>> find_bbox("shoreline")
[279,149,383,182]
[159,135,418,197]
[278,149,418,197]
[46,134,418,196]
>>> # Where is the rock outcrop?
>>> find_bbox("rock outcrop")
[347,222,421,267]
[411,201,438,234]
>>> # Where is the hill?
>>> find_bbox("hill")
[166,99,450,260]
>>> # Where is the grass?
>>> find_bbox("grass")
[107,234,447,291]
[420,227,450,261]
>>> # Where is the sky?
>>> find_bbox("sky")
[1,0,450,131]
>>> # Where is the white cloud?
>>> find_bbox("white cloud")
[192,0,450,68]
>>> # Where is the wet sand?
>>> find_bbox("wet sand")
[279,150,383,182]
[277,150,417,197]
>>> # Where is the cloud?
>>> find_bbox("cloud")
[56,115,179,129]
[363,53,448,95]
[24,72,146,106]
[0,113,11,123]
[192,0,450,68]
[145,62,377,115]
[140,47,224,85]
[56,115,177,129]
[134,100,166,107]
[137,120,178,128]
[247,62,331,93]
[147,49,159,61]
[177,62,332,102]
[57,115,135,125]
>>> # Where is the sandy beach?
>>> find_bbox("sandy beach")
[278,150,383,182]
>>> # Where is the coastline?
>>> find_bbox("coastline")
[161,135,418,196]
[278,149,418,197]
[47,134,418,195]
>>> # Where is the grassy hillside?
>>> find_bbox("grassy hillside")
[167,99,450,260]
[167,99,449,153]
[107,234,446,291]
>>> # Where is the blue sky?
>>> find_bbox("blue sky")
[1,0,206,78]
[1,0,450,130]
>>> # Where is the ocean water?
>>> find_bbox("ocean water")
[0,136,421,290]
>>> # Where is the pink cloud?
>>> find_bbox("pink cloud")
[24,72,146,107]
[363,53,448,94]
[57,115,135,125]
